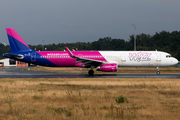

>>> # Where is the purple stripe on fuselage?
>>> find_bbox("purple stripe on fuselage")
[37,51,107,67]
[6,28,29,47]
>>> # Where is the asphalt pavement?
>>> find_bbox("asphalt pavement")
[0,67,180,78]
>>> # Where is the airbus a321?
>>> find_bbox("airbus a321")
[4,28,178,75]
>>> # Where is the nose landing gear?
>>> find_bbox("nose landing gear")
[156,67,160,75]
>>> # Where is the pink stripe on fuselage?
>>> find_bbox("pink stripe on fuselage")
[6,28,29,47]
[73,51,107,62]
[37,51,107,67]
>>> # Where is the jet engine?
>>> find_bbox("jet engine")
[97,63,118,72]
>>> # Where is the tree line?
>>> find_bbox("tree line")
[0,30,180,60]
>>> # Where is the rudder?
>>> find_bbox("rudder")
[6,28,32,53]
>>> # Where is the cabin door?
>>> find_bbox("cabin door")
[156,53,161,62]
[156,53,161,66]
[121,54,126,62]
[31,53,36,62]
[121,54,126,66]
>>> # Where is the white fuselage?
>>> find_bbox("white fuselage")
[100,51,178,67]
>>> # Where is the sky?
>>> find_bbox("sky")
[0,0,180,45]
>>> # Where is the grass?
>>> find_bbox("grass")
[24,66,180,74]
[0,78,179,119]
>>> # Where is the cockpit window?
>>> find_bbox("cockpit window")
[166,55,171,58]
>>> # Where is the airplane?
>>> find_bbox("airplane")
[3,28,178,76]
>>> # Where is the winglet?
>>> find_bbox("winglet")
[65,46,76,58]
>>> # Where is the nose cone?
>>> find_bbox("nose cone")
[172,58,179,65]
[174,58,178,65]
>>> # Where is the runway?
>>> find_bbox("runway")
[0,67,180,78]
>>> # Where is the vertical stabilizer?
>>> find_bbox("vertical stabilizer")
[6,28,32,53]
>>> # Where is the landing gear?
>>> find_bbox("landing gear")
[88,65,95,76]
[157,71,160,75]
[88,70,94,76]
[156,67,160,75]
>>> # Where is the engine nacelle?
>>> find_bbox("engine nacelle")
[97,63,118,72]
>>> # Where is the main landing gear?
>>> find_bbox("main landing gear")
[88,70,94,76]
[88,66,95,76]
[156,67,160,75]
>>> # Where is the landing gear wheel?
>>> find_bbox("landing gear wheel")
[88,70,94,76]
[156,71,160,75]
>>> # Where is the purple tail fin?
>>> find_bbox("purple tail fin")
[6,28,32,53]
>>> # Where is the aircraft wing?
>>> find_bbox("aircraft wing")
[75,57,104,67]
[65,46,104,67]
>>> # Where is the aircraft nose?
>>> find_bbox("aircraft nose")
[174,58,178,65]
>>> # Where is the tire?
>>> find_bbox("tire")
[156,71,160,75]
[88,70,94,76]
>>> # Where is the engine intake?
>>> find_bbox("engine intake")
[97,63,117,72]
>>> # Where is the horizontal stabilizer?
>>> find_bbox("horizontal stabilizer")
[3,53,24,59]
